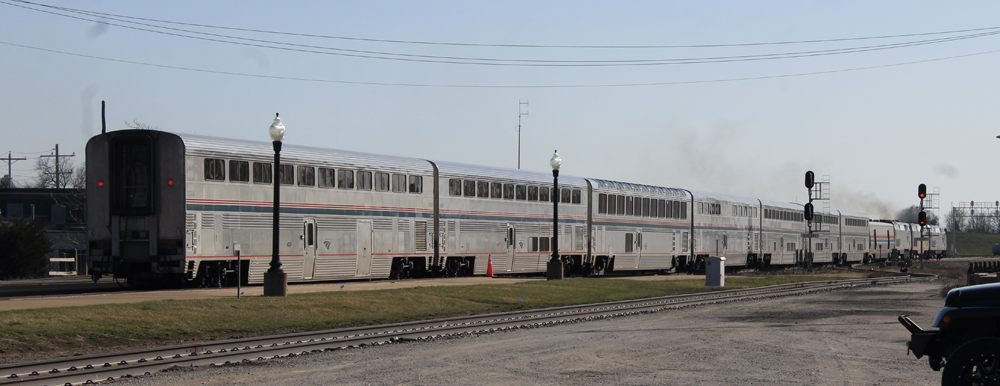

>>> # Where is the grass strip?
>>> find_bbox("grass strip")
[0,274,862,362]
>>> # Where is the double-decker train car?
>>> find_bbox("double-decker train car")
[86,129,946,287]
[759,199,805,267]
[589,180,691,275]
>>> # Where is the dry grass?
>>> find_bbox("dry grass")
[0,274,877,363]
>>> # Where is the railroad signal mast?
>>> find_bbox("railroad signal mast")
[804,171,815,272]
[918,183,927,269]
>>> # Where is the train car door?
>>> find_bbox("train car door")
[634,230,642,269]
[505,224,516,271]
[356,220,373,276]
[302,218,317,280]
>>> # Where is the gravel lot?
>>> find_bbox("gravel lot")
[120,279,953,386]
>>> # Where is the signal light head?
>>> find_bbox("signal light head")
[167,179,174,186]
[97,180,104,187]
[918,183,927,199]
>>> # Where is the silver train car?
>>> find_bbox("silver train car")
[85,129,943,287]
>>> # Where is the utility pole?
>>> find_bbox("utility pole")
[1,151,27,188]
[517,100,528,169]
[38,144,75,189]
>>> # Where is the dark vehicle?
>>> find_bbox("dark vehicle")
[899,282,1000,385]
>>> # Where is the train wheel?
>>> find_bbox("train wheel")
[941,338,1000,386]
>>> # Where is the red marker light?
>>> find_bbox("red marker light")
[97,181,104,187]
[167,179,174,186]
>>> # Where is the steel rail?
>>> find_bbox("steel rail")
[0,275,918,386]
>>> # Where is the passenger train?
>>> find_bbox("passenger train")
[85,129,947,287]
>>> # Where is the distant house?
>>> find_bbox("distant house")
[0,188,87,276]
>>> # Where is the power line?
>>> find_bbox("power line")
[4,0,1000,67]
[12,0,1000,50]
[3,39,999,88]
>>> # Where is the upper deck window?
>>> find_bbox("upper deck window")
[229,161,249,182]
[463,180,476,197]
[409,176,423,193]
[253,162,272,184]
[357,171,372,190]
[375,172,390,192]
[392,174,407,193]
[204,159,225,181]
[279,164,294,185]
[318,168,335,188]
[338,170,354,189]
[449,179,462,196]
[298,166,315,187]
[528,186,539,201]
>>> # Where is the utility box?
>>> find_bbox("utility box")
[706,256,725,286]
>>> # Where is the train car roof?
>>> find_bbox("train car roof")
[758,199,804,210]
[178,132,435,173]
[837,210,868,219]
[432,159,589,187]
[689,190,760,206]
[586,178,691,198]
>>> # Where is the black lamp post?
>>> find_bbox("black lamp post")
[547,150,563,280]
[264,113,287,296]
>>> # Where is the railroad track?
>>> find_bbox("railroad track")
[0,275,921,386]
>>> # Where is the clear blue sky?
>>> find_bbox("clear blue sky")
[3,1,999,221]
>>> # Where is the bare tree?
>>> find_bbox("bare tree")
[31,157,80,189]
[945,207,964,232]
[967,213,994,234]
[125,119,158,130]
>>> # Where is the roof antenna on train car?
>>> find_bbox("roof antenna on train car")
[101,100,106,134]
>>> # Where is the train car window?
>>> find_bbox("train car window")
[297,166,316,187]
[617,195,625,215]
[658,199,666,218]
[338,170,354,189]
[572,190,581,204]
[110,135,154,215]
[318,168,336,188]
[375,172,389,192]
[625,197,634,216]
[561,189,571,204]
[392,174,407,193]
[677,201,684,219]
[503,184,515,200]
[541,237,551,252]
[253,162,272,184]
[490,182,502,199]
[229,161,249,182]
[357,171,372,190]
[515,185,527,200]
[598,194,607,214]
[409,176,423,193]
[279,164,295,185]
[529,237,538,252]
[477,181,490,198]
[625,233,634,253]
[463,180,476,197]
[449,179,462,196]
[649,197,657,217]
[642,198,650,217]
[375,172,390,192]
[528,186,539,201]
[204,158,225,181]
[539,187,550,203]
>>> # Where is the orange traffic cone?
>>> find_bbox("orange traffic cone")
[486,255,494,277]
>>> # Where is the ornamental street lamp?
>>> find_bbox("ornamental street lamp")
[547,150,563,280]
[264,113,288,296]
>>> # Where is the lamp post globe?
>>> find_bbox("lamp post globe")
[264,113,288,297]
[547,150,564,280]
